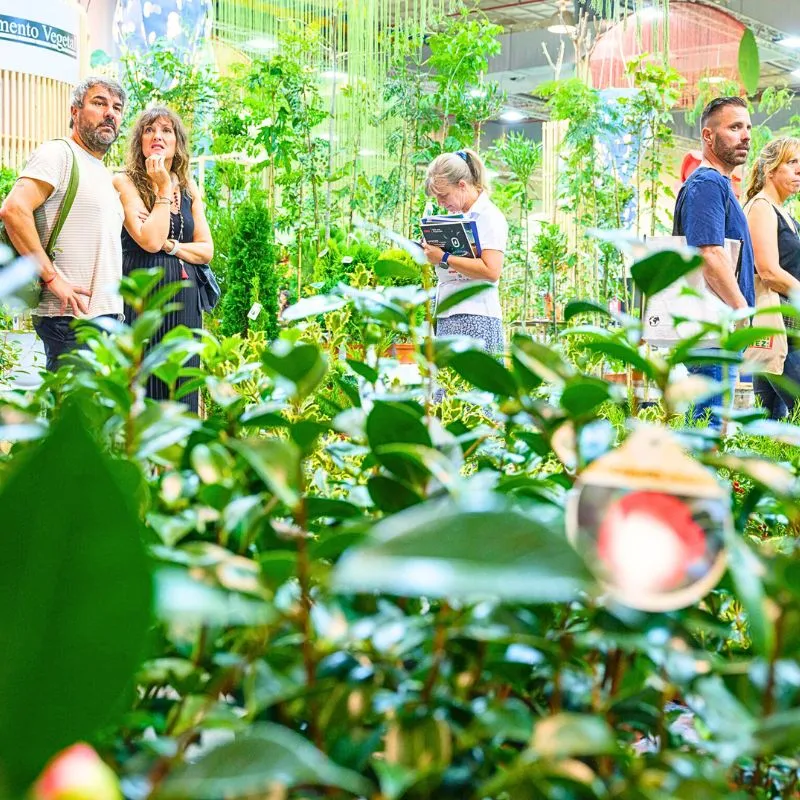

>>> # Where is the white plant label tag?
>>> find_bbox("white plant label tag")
[247,302,262,320]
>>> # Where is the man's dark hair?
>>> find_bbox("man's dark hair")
[700,96,747,130]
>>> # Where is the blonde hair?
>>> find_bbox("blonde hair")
[425,148,490,196]
[744,136,800,203]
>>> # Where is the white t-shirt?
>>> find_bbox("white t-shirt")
[435,190,508,319]
[21,138,124,318]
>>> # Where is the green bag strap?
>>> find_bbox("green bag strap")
[44,138,79,257]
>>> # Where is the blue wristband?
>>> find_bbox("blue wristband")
[440,251,450,266]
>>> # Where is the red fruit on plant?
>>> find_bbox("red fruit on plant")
[31,743,121,800]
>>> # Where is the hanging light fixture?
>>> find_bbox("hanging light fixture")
[500,109,526,123]
[546,1,577,36]
[547,12,577,36]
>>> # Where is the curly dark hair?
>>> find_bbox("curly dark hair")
[125,107,192,211]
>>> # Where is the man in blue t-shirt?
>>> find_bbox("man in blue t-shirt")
[674,96,755,424]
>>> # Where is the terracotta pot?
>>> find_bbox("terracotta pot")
[604,370,645,384]
[387,342,416,364]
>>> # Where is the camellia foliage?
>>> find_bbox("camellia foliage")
[0,240,798,799]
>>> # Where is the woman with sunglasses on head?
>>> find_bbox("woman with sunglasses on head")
[422,149,508,354]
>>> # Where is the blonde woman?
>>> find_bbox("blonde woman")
[422,149,508,353]
[743,137,800,417]
[113,107,213,412]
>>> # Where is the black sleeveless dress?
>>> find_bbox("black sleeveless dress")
[774,207,800,306]
[122,189,202,413]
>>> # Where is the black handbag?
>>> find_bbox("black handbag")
[195,263,220,312]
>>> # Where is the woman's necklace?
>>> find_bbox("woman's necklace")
[171,176,181,213]
[168,190,188,279]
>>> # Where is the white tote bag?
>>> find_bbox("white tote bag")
[641,235,742,348]
[742,274,787,374]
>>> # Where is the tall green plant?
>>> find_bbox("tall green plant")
[538,77,630,305]
[220,194,280,339]
[491,132,542,320]
[426,2,505,152]
[214,27,328,292]
[380,22,440,235]
[619,56,684,237]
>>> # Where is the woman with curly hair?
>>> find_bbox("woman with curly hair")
[113,106,213,412]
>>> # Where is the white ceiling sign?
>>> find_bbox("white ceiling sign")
[0,0,80,83]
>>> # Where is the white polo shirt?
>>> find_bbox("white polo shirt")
[435,190,508,319]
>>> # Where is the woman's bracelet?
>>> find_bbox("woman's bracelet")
[41,273,57,285]
[154,197,170,206]
[166,240,180,256]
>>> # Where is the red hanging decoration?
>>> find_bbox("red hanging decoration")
[589,3,746,107]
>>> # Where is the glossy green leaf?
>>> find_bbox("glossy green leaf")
[333,495,593,602]
[564,299,613,321]
[290,420,329,452]
[367,475,423,513]
[632,250,703,296]
[689,675,755,748]
[578,340,658,380]
[738,28,760,96]
[154,568,275,626]
[531,713,618,758]
[372,761,423,800]
[240,404,291,429]
[366,402,432,485]
[680,349,742,366]
[447,350,518,397]
[376,444,460,488]
[724,325,783,352]
[0,406,152,794]
[346,358,379,384]
[159,723,373,798]
[262,342,327,400]
[282,293,348,321]
[434,282,493,317]
[305,497,362,520]
[560,377,612,418]
[725,534,774,657]
[259,552,297,586]
[374,258,419,282]
[231,438,302,507]
[752,707,800,756]
[511,335,571,387]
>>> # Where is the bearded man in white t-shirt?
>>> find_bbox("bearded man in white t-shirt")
[0,77,126,371]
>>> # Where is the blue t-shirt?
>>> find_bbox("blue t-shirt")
[676,167,755,306]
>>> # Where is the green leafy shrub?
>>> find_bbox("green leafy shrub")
[220,192,280,340]
[0,166,16,203]
[1,191,799,800]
